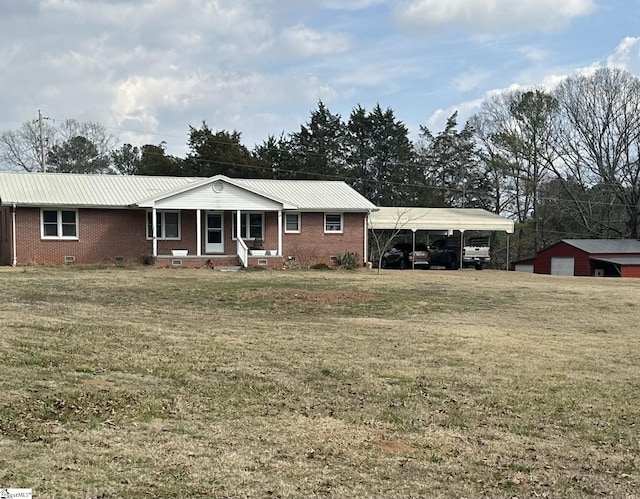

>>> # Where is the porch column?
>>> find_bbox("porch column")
[236,209,242,242]
[152,207,158,257]
[278,210,283,256]
[196,209,202,256]
[11,204,17,267]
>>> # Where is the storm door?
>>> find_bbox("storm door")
[205,212,224,253]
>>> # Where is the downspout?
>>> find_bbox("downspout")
[11,204,17,267]
[364,212,369,266]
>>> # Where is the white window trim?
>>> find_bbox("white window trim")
[232,211,264,241]
[284,212,301,233]
[41,208,79,240]
[146,210,181,240]
[324,213,343,234]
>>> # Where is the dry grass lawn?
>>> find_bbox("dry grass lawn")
[0,265,638,498]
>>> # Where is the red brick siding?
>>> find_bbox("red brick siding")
[15,207,153,265]
[282,212,365,266]
[9,207,367,267]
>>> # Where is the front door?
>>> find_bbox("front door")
[206,212,224,253]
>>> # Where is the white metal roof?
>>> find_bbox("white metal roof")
[0,172,378,211]
[369,207,515,233]
[233,178,378,211]
[0,171,198,207]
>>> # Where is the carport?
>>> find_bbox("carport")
[368,207,515,269]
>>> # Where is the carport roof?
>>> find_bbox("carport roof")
[369,207,514,233]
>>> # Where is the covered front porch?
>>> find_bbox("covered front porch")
[149,209,286,269]
[138,176,298,268]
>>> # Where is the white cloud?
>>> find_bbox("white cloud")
[606,37,640,74]
[320,0,386,10]
[395,0,596,34]
[452,69,491,93]
[281,24,351,57]
[426,35,640,135]
[518,46,548,64]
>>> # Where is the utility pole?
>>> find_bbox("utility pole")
[38,109,49,172]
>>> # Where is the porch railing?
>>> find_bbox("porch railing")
[237,237,248,268]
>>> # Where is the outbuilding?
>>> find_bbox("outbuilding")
[512,239,640,277]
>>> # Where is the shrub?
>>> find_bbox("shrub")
[336,251,360,270]
[139,255,156,266]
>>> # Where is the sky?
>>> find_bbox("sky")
[1,0,639,158]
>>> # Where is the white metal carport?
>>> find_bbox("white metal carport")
[368,207,515,269]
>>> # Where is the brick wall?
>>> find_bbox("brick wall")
[10,207,367,267]
[282,212,365,267]
[14,207,153,265]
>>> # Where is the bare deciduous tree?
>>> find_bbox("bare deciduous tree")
[0,117,117,173]
[552,67,640,238]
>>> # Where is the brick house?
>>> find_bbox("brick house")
[0,172,377,268]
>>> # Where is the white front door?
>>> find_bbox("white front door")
[206,212,224,253]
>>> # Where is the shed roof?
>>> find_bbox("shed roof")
[0,172,378,211]
[590,256,640,265]
[369,207,514,233]
[563,239,640,254]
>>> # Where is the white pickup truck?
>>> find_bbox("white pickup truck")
[429,237,491,270]
[462,237,491,270]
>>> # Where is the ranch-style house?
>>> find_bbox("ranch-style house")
[0,172,378,268]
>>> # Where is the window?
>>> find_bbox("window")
[41,209,78,239]
[147,211,181,240]
[233,212,264,240]
[324,213,343,233]
[285,213,300,233]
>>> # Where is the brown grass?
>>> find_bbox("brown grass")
[0,266,638,498]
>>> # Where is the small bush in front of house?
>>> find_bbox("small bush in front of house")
[140,255,156,266]
[336,251,360,270]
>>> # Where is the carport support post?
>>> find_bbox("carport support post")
[412,229,417,270]
[459,230,464,270]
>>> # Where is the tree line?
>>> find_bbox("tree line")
[2,67,640,262]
